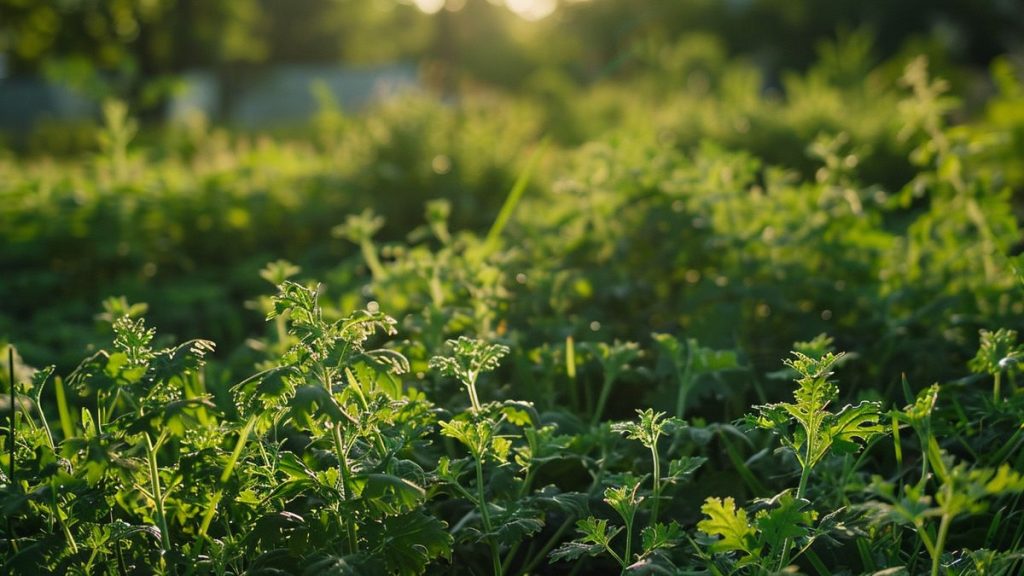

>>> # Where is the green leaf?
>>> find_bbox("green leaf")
[362,511,453,575]
[830,400,884,454]
[983,464,1024,494]
[429,336,510,387]
[698,497,756,555]
[612,409,685,449]
[753,492,817,553]
[549,540,605,563]
[576,516,622,548]
[970,328,1022,375]
[245,511,306,552]
[480,506,546,545]
[666,456,707,482]
[355,473,426,511]
[288,384,356,427]
[302,553,384,576]
[641,522,683,554]
[604,476,644,524]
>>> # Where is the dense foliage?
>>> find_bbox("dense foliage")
[3,39,1024,575]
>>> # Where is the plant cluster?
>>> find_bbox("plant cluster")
[2,42,1024,576]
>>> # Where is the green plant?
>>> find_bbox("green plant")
[969,328,1022,402]
[699,349,885,572]
[551,409,703,574]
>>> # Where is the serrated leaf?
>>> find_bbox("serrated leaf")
[698,497,756,555]
[532,489,589,518]
[666,456,706,481]
[753,492,816,552]
[302,553,384,576]
[361,349,410,375]
[356,473,426,511]
[362,511,452,575]
[641,522,683,554]
[576,517,622,547]
[604,477,644,523]
[550,541,605,563]
[288,384,356,427]
[487,506,546,545]
[830,400,884,454]
[245,512,306,552]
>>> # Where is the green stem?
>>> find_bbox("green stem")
[777,459,813,572]
[475,457,502,576]
[332,423,358,554]
[360,239,386,280]
[146,432,172,555]
[592,375,615,427]
[51,480,79,554]
[467,379,482,413]
[8,346,15,484]
[932,514,952,576]
[621,514,634,574]
[198,415,258,538]
[674,348,693,422]
[650,444,662,525]
[994,372,1002,403]
[34,386,55,452]
[566,336,579,413]
[605,544,625,570]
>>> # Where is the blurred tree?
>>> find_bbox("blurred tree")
[0,0,266,106]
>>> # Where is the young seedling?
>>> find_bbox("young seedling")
[552,409,702,574]
[735,350,884,570]
[430,336,510,413]
[868,458,1024,576]
[969,328,1022,402]
[550,474,687,574]
[611,409,686,525]
[432,337,511,576]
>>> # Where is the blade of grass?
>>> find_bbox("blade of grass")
[54,375,75,442]
[7,346,18,553]
[483,138,549,255]
[8,345,14,484]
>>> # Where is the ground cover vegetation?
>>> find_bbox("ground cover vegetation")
[3,28,1024,575]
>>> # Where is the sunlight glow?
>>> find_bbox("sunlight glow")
[412,0,446,14]
[410,0,560,20]
[505,0,558,21]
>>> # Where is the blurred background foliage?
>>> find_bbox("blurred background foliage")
[2,0,1022,104]
[1,0,1024,413]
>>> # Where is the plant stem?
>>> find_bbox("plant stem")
[932,514,952,576]
[145,432,172,555]
[994,372,1002,403]
[51,480,79,554]
[34,384,55,452]
[475,457,502,576]
[650,444,662,525]
[467,379,482,413]
[592,375,614,427]
[8,346,18,554]
[622,513,634,575]
[198,414,257,538]
[674,347,693,422]
[566,336,580,414]
[777,457,813,571]
[360,239,386,280]
[8,346,14,483]
[332,423,359,554]
[915,519,937,560]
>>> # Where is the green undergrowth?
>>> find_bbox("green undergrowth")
[2,50,1024,574]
